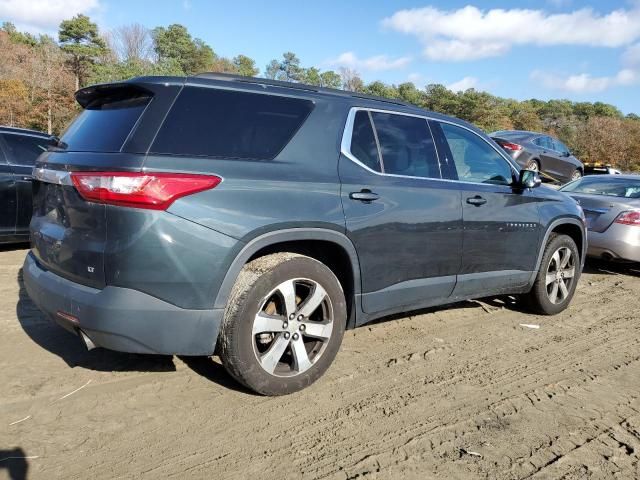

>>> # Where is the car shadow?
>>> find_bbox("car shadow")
[367,294,525,326]
[16,268,176,373]
[583,259,640,277]
[0,447,29,480]
[15,268,256,394]
[0,242,30,253]
[179,356,258,395]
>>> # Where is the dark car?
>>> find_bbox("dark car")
[0,127,57,244]
[560,175,640,263]
[491,130,584,184]
[24,74,586,395]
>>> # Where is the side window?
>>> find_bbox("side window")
[349,111,381,172]
[553,138,569,155]
[370,112,441,179]
[438,123,513,186]
[151,88,313,160]
[1,134,51,166]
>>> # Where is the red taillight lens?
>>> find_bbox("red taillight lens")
[615,211,640,226]
[499,141,523,151]
[71,172,222,210]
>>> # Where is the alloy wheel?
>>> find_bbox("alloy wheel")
[545,247,576,304]
[252,278,334,377]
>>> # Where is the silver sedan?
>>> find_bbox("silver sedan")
[560,175,640,263]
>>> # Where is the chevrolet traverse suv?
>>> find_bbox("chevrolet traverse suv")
[25,74,586,395]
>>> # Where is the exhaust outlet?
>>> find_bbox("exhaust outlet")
[79,330,97,351]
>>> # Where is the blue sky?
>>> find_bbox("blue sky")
[2,0,640,113]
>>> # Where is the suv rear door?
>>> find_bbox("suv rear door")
[30,84,157,288]
[340,108,463,316]
[430,120,542,297]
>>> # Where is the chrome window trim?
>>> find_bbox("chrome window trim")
[33,167,73,186]
[340,106,519,186]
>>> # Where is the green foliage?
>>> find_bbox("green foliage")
[58,14,107,88]
[265,52,302,81]
[1,22,38,46]
[152,24,214,75]
[233,55,259,77]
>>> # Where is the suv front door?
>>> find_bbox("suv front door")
[430,121,542,298]
[340,109,463,317]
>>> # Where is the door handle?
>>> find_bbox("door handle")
[349,190,379,202]
[466,195,487,206]
[22,176,33,181]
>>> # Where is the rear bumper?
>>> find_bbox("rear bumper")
[23,252,223,355]
[587,224,640,263]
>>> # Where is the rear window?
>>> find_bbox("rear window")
[61,93,150,152]
[151,87,314,159]
[1,134,54,166]
[561,178,640,198]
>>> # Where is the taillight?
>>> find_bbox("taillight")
[614,211,640,226]
[70,172,221,210]
[499,141,523,152]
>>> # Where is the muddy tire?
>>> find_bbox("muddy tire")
[218,253,347,396]
[523,234,580,315]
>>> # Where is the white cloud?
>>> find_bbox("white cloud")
[383,5,640,61]
[532,42,640,94]
[407,72,423,84]
[0,0,100,33]
[328,51,411,72]
[447,76,479,92]
[531,69,640,93]
[623,43,640,67]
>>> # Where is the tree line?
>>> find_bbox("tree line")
[0,15,638,171]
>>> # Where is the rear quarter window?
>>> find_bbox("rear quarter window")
[151,87,314,160]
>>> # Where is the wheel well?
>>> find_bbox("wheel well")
[551,223,583,258]
[248,240,356,326]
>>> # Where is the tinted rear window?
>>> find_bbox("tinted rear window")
[561,178,640,198]
[61,94,150,152]
[151,87,314,159]
[1,134,54,166]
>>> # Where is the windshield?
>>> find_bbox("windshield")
[561,178,640,198]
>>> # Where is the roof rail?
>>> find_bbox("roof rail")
[192,72,419,109]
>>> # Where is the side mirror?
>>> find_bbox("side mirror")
[562,151,571,158]
[519,169,542,189]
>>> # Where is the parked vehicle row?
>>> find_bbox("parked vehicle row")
[21,74,587,395]
[561,175,640,263]
[0,127,56,244]
[491,130,584,184]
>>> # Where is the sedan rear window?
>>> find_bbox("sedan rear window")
[561,178,640,198]
[151,87,314,160]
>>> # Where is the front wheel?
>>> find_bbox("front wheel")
[523,234,580,315]
[218,253,347,395]
[571,169,583,181]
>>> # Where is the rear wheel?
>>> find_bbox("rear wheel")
[526,159,540,172]
[523,234,580,315]
[218,253,347,395]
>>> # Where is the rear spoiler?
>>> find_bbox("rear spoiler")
[75,83,153,108]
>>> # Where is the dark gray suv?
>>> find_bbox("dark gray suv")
[24,74,586,395]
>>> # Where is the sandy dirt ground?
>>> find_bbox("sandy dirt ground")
[1,245,640,480]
